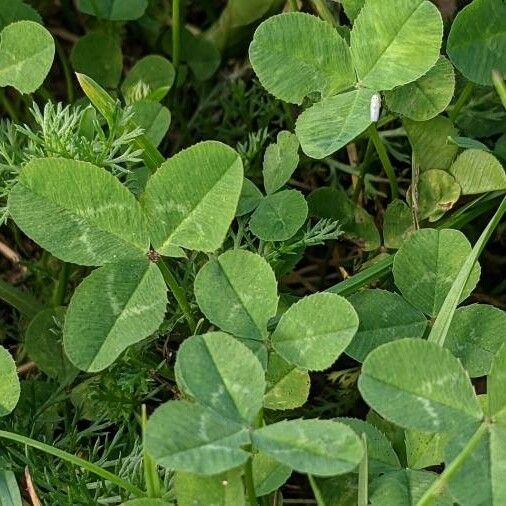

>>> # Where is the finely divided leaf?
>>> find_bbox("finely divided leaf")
[64,260,167,372]
[8,158,149,266]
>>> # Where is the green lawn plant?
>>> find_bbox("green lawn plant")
[0,0,506,505]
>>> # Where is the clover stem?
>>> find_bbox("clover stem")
[311,0,337,26]
[492,70,506,110]
[0,278,42,319]
[52,261,70,307]
[172,0,182,71]
[417,422,488,506]
[142,405,162,498]
[0,430,145,498]
[289,0,299,11]
[367,123,399,199]
[244,454,258,506]
[449,81,474,123]
[158,259,197,333]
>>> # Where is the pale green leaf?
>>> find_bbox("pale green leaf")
[449,149,506,195]
[253,452,291,497]
[249,190,307,241]
[384,56,455,121]
[264,352,310,410]
[252,419,363,476]
[175,469,244,506]
[25,307,76,381]
[175,332,265,424]
[405,430,446,469]
[370,469,452,506]
[8,158,149,266]
[263,130,299,194]
[346,289,427,362]
[78,0,148,20]
[271,292,359,370]
[122,55,175,103]
[142,141,243,256]
[0,346,19,417]
[236,178,263,217]
[0,0,41,30]
[393,228,480,316]
[145,400,250,475]
[339,418,401,476]
[350,0,443,90]
[383,199,415,249]
[488,343,506,420]
[249,12,355,104]
[0,470,22,506]
[194,250,278,341]
[448,136,490,152]
[296,88,374,159]
[70,32,122,89]
[404,116,459,171]
[445,304,506,378]
[64,260,167,372]
[0,20,54,94]
[130,101,171,147]
[341,0,365,20]
[359,339,483,432]
[415,169,461,221]
[447,0,506,86]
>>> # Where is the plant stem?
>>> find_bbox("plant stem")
[244,456,258,506]
[367,124,399,199]
[55,40,74,103]
[492,70,506,110]
[142,405,161,497]
[52,262,70,307]
[417,423,488,506]
[357,434,368,506]
[0,279,42,319]
[172,0,182,70]
[0,430,145,498]
[0,89,19,122]
[311,0,337,26]
[289,0,299,10]
[352,139,374,203]
[157,259,196,333]
[449,81,474,122]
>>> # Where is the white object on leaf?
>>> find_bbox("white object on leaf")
[370,93,382,122]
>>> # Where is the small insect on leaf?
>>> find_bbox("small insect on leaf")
[370,93,382,122]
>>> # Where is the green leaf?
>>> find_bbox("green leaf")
[405,430,447,470]
[145,400,250,475]
[295,89,374,159]
[0,0,41,31]
[175,332,265,424]
[25,307,76,381]
[449,149,506,195]
[404,116,459,171]
[445,304,506,378]
[339,418,401,476]
[249,190,307,241]
[175,469,244,506]
[346,289,427,363]
[130,101,171,147]
[236,178,263,217]
[370,469,452,506]
[308,187,381,251]
[393,228,480,316]
[263,130,299,194]
[271,292,359,370]
[359,339,483,433]
[0,346,20,417]
[384,57,455,121]
[70,32,122,89]
[122,500,172,506]
[488,343,506,420]
[253,419,363,476]
[264,352,310,410]
[341,0,365,21]
[249,12,355,104]
[142,141,243,256]
[253,452,292,496]
[415,169,461,221]
[8,158,149,266]
[78,0,148,20]
[122,55,175,103]
[0,470,22,506]
[383,199,415,249]
[448,135,490,152]
[350,0,443,90]
[64,260,167,372]
[194,250,278,342]
[0,20,54,94]
[447,0,506,85]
